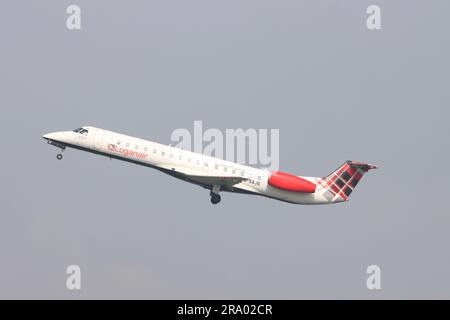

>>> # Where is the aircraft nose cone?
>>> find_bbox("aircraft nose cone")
[42,132,56,140]
[42,131,65,141]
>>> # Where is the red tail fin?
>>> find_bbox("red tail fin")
[317,160,378,202]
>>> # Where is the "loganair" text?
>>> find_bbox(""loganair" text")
[108,144,148,159]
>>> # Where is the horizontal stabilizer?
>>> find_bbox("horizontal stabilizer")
[348,161,379,171]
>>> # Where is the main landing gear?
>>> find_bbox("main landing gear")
[210,184,221,205]
[210,192,221,205]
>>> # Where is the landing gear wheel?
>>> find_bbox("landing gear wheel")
[56,154,63,160]
[210,193,221,205]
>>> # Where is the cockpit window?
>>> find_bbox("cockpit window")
[72,127,89,136]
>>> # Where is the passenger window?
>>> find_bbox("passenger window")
[135,145,139,150]
[152,149,156,154]
[117,140,121,145]
[144,147,147,152]
[126,142,130,147]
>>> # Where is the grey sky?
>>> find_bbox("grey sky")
[0,0,449,299]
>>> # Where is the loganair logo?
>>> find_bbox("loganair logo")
[108,144,148,159]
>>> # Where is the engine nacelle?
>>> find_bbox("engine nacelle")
[268,171,316,193]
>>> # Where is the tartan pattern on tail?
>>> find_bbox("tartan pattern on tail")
[317,161,366,201]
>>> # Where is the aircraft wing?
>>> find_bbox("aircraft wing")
[159,165,248,187]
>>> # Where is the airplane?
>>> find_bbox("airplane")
[42,126,378,205]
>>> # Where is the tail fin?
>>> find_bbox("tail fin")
[317,160,378,202]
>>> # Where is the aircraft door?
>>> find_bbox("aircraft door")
[92,129,104,151]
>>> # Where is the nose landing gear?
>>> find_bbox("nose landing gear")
[55,145,65,160]
[46,138,66,160]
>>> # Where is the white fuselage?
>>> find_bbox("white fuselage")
[43,126,333,205]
